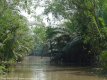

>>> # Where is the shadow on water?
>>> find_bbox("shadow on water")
[0,56,107,80]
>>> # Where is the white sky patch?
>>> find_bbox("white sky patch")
[42,13,53,26]
[20,10,35,22]
[43,17,49,26]
[18,0,63,28]
[19,6,46,26]
[35,7,45,16]
[20,8,63,28]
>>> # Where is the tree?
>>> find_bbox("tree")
[0,0,35,71]
[44,0,107,66]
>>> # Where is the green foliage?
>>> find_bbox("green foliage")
[32,26,47,55]
[0,0,107,71]
[0,0,34,68]
[100,51,107,70]
[33,27,47,43]
[0,65,5,73]
[44,0,107,66]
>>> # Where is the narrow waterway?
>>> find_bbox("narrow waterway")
[0,56,106,80]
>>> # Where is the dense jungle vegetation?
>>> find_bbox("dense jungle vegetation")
[1,0,107,73]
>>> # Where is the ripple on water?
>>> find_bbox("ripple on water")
[0,56,107,80]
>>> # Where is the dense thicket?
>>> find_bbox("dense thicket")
[1,0,107,72]
[0,0,34,72]
[44,0,107,66]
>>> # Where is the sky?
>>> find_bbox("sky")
[6,0,53,27]
[18,0,64,28]
[18,0,50,27]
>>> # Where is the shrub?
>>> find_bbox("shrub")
[0,65,5,74]
[100,51,107,70]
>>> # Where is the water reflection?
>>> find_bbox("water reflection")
[0,56,107,80]
[33,69,46,80]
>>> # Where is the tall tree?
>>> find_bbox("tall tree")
[44,0,107,65]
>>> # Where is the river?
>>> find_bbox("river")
[0,56,106,80]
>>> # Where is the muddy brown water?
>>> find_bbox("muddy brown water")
[0,56,107,80]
